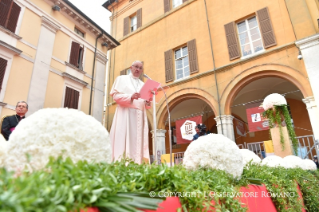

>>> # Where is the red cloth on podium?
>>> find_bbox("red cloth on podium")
[239,184,277,212]
[142,197,182,212]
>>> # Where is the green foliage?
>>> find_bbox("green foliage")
[262,105,298,155]
[0,158,318,212]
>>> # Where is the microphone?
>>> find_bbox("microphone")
[143,73,152,80]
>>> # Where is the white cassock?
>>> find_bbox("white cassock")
[110,73,150,164]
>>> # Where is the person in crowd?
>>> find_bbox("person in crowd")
[313,155,319,169]
[193,124,207,141]
[110,61,151,164]
[1,101,28,140]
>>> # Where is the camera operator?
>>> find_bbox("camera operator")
[193,124,207,141]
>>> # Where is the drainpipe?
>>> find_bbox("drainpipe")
[89,32,103,115]
[106,5,117,129]
[203,0,223,134]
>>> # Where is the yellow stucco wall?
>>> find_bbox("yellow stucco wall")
[43,72,64,108]
[105,0,316,130]
[16,41,37,60]
[52,31,70,62]
[81,88,91,114]
[18,9,41,46]
[3,56,33,105]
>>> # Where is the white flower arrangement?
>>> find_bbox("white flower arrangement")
[183,133,244,178]
[5,108,111,171]
[262,93,287,111]
[301,159,317,171]
[283,155,303,169]
[239,149,261,167]
[261,155,292,168]
[0,134,7,167]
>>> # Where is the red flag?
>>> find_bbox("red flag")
[175,115,202,144]
[245,103,269,132]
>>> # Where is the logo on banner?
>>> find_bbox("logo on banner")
[181,121,197,141]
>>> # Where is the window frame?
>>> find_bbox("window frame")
[0,0,22,34]
[130,14,137,32]
[62,82,82,110]
[172,0,183,8]
[236,16,265,58]
[74,27,85,38]
[174,46,190,81]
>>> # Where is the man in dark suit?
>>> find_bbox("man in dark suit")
[1,101,28,140]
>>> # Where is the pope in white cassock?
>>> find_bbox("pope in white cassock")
[110,61,151,164]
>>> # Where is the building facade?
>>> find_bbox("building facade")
[104,0,319,156]
[0,0,119,122]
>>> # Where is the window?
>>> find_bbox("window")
[237,17,264,57]
[74,27,84,38]
[174,46,189,80]
[172,0,183,8]
[130,15,137,32]
[69,41,84,69]
[126,69,131,75]
[224,7,276,61]
[164,0,187,13]
[64,87,79,109]
[164,39,198,82]
[0,57,8,92]
[123,8,142,36]
[0,0,21,33]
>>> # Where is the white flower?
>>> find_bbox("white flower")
[262,93,287,111]
[283,155,303,169]
[0,134,7,167]
[301,159,317,170]
[183,134,243,178]
[239,149,261,167]
[5,108,111,171]
[261,155,291,168]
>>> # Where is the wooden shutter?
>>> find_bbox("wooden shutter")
[6,2,20,33]
[69,42,80,67]
[136,8,142,28]
[257,7,277,48]
[164,0,170,13]
[64,87,79,109]
[164,49,173,82]
[224,22,240,60]
[182,0,188,3]
[123,17,129,36]
[72,89,80,109]
[187,39,199,74]
[0,0,12,27]
[120,69,126,75]
[0,57,8,92]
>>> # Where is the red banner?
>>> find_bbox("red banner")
[234,118,246,136]
[175,115,202,144]
[246,103,269,132]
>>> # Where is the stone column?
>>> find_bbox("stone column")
[296,34,319,109]
[214,115,235,141]
[92,53,108,123]
[303,96,319,140]
[151,129,167,164]
[27,17,60,115]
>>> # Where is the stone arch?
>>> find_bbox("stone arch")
[155,87,218,129]
[222,64,313,115]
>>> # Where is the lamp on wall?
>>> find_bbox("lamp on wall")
[52,5,61,11]
[102,42,108,47]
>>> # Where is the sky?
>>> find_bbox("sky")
[68,0,112,33]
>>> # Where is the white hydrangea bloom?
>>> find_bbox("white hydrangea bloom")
[283,155,303,169]
[5,108,111,171]
[262,93,287,111]
[301,159,317,171]
[261,155,290,168]
[183,134,244,178]
[239,149,261,167]
[0,134,7,167]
